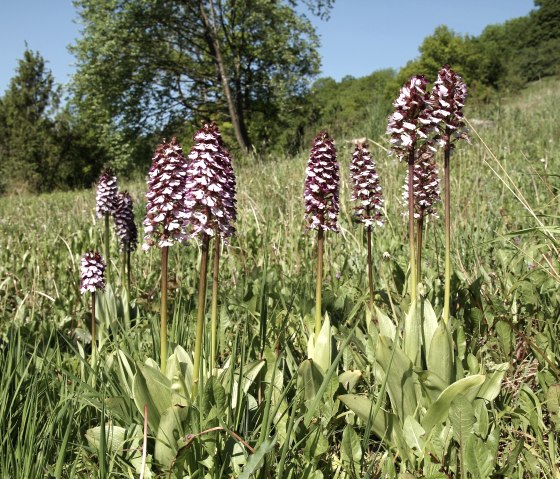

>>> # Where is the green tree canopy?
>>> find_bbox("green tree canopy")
[71,0,330,159]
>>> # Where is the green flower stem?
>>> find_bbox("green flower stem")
[104,214,110,284]
[210,234,220,373]
[443,145,451,325]
[314,229,324,339]
[127,250,131,292]
[366,226,374,307]
[416,215,424,282]
[407,150,417,300]
[91,291,97,371]
[160,246,169,371]
[122,251,131,330]
[193,235,210,396]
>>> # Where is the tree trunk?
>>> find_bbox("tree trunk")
[200,1,251,153]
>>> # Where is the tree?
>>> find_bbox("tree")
[0,49,61,192]
[71,0,331,155]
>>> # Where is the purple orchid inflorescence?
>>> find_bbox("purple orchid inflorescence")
[350,142,384,228]
[402,147,441,219]
[114,191,138,252]
[386,75,434,161]
[95,168,118,218]
[143,137,189,250]
[304,131,340,231]
[430,65,469,148]
[184,122,237,241]
[80,252,106,294]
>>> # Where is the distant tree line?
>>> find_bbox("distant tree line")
[0,0,557,194]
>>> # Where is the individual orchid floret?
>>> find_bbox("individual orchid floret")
[430,65,469,147]
[184,122,237,240]
[143,137,189,250]
[95,167,118,218]
[350,142,384,228]
[402,147,441,219]
[304,131,340,231]
[80,251,106,294]
[386,75,433,160]
[114,191,138,252]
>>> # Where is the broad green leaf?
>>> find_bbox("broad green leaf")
[421,299,438,359]
[422,375,485,433]
[238,437,277,479]
[473,399,489,439]
[427,322,454,387]
[341,425,362,474]
[339,370,362,391]
[449,394,475,446]
[403,300,420,367]
[464,430,499,479]
[403,415,425,455]
[375,305,396,340]
[298,359,324,401]
[304,426,328,460]
[133,362,172,432]
[473,362,508,402]
[546,384,560,430]
[311,313,332,373]
[417,370,448,404]
[154,405,188,470]
[85,423,127,455]
[376,335,419,420]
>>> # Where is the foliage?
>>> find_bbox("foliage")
[1,75,559,477]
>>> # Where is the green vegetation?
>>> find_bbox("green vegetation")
[0,74,558,477]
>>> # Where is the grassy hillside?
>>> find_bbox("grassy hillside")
[0,77,558,478]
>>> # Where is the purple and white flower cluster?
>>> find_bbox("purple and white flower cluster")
[304,131,340,231]
[95,168,118,218]
[184,123,237,240]
[430,65,469,147]
[402,148,441,219]
[143,138,190,250]
[114,191,138,252]
[350,142,384,228]
[80,252,106,294]
[386,75,433,161]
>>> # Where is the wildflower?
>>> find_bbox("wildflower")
[114,191,138,252]
[430,65,469,148]
[143,137,189,250]
[350,142,384,227]
[402,148,441,219]
[304,131,340,231]
[95,168,118,218]
[184,123,237,240]
[80,252,106,294]
[386,75,433,161]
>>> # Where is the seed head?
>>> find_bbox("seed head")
[304,131,340,231]
[80,252,106,294]
[430,65,469,147]
[349,142,384,228]
[143,138,189,250]
[114,191,138,252]
[95,168,118,218]
[402,147,441,219]
[184,123,237,240]
[387,75,434,161]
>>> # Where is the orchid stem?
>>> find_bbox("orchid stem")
[314,229,324,339]
[407,150,417,300]
[443,145,452,325]
[160,246,169,371]
[193,236,210,396]
[366,226,374,307]
[210,234,220,373]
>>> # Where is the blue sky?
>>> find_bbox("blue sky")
[0,0,535,95]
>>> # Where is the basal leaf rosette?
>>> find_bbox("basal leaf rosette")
[95,167,118,218]
[143,138,189,250]
[350,142,384,228]
[80,251,106,294]
[304,131,340,231]
[184,123,237,241]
